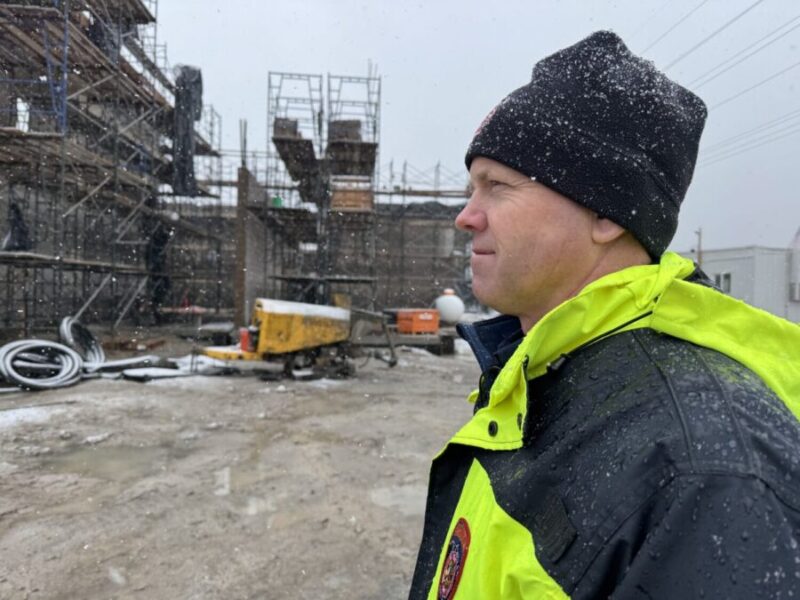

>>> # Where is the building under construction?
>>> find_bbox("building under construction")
[0,2,471,338]
[0,0,229,338]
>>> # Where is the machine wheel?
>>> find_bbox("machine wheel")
[283,351,318,379]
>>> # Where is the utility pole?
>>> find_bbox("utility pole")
[695,227,703,268]
[239,119,247,168]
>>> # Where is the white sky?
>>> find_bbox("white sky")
[159,0,800,253]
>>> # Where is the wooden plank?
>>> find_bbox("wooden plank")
[331,188,373,212]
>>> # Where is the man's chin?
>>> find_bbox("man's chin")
[471,283,503,313]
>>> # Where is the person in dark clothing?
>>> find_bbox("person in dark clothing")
[145,221,174,324]
[409,31,800,600]
[2,202,32,251]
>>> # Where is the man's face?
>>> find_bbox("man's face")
[456,157,599,327]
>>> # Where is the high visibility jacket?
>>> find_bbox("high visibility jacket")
[409,252,800,599]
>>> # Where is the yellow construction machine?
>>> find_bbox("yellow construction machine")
[203,298,396,378]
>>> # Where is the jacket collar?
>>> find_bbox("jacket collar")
[456,314,521,374]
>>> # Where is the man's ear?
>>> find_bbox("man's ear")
[591,216,627,245]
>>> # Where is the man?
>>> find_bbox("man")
[409,31,800,599]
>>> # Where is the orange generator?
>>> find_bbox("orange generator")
[396,309,440,334]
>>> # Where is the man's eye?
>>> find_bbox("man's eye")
[489,180,506,188]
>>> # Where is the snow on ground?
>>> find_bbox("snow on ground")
[0,406,57,430]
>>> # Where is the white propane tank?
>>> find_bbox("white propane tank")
[435,288,465,324]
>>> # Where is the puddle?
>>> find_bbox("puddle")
[215,462,278,516]
[225,428,284,493]
[228,460,262,492]
[41,444,187,483]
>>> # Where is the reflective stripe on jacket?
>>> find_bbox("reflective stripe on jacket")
[409,252,800,599]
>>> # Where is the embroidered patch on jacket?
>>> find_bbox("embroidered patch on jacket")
[438,517,471,600]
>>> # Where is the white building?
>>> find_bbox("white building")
[679,232,800,323]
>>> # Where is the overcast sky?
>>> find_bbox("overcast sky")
[159,0,800,253]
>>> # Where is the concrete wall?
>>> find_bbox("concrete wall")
[243,207,268,319]
[236,167,270,325]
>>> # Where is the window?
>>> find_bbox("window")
[714,272,732,293]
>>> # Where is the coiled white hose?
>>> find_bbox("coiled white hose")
[59,316,106,366]
[0,340,83,390]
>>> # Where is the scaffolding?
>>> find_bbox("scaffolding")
[265,72,323,204]
[0,0,227,337]
[240,71,471,312]
[260,71,381,309]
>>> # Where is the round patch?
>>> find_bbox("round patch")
[438,517,471,600]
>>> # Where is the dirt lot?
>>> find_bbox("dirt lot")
[0,342,478,599]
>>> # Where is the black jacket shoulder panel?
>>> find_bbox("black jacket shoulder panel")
[477,328,800,597]
[637,329,800,509]
[603,472,800,599]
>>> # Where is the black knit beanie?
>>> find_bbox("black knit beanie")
[465,31,707,258]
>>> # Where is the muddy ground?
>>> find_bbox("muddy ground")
[0,340,478,599]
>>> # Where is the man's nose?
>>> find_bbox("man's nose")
[455,198,487,232]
